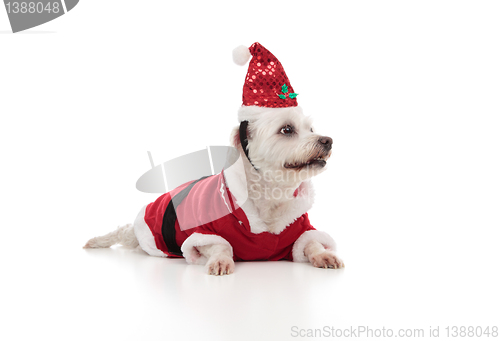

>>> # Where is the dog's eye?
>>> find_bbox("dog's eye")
[310,128,314,133]
[280,125,294,135]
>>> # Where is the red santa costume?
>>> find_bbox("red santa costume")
[133,42,336,264]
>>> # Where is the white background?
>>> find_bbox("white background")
[1,1,499,340]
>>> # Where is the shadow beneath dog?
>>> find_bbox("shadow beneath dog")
[83,246,344,338]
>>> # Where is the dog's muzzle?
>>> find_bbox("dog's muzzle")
[284,136,333,170]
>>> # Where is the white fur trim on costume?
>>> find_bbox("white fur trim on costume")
[292,230,337,262]
[133,205,167,257]
[232,45,251,66]
[181,233,234,265]
[238,105,304,123]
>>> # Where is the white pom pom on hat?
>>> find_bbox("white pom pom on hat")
[232,45,251,66]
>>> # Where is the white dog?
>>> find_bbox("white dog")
[84,43,344,276]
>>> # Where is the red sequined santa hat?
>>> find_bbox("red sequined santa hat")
[233,42,301,122]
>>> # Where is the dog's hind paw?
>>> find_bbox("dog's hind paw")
[309,251,344,269]
[206,255,235,276]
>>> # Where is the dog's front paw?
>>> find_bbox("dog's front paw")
[309,250,344,269]
[206,254,235,276]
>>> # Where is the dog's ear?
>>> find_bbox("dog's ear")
[230,126,251,148]
[231,122,252,148]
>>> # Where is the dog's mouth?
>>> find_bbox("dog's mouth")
[284,155,329,169]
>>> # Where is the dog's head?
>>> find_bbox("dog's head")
[232,106,332,182]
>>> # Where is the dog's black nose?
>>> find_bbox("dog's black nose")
[318,136,333,151]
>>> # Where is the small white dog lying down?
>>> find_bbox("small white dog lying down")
[84,42,344,275]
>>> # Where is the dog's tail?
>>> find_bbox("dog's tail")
[83,223,139,249]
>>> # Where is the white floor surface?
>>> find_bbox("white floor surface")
[2,234,498,341]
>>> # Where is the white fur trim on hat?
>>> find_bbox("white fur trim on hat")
[181,233,234,265]
[238,105,304,123]
[233,45,251,66]
[292,230,337,262]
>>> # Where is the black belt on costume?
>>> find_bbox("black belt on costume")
[162,176,211,256]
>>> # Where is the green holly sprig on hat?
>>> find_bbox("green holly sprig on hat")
[278,84,298,99]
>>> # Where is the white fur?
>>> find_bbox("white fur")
[198,244,235,275]
[232,45,251,66]
[224,157,315,234]
[83,223,138,249]
[304,240,344,269]
[228,106,331,235]
[292,230,337,262]
[181,233,234,265]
